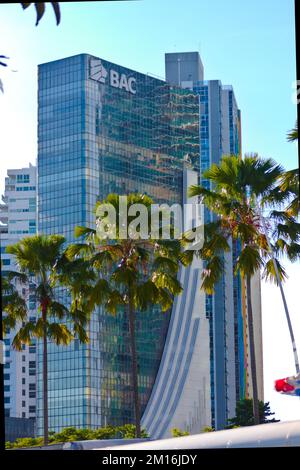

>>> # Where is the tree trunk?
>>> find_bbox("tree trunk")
[246,275,260,425]
[128,302,141,438]
[42,305,49,445]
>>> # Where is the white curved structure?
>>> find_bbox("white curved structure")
[141,258,211,438]
[141,169,211,438]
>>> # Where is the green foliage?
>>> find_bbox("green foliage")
[3,234,91,349]
[50,427,94,443]
[92,426,119,440]
[67,193,191,437]
[5,425,148,448]
[6,437,44,448]
[171,427,189,437]
[187,154,299,292]
[70,193,187,318]
[116,424,148,439]
[2,272,27,333]
[286,121,298,142]
[3,234,93,445]
[227,399,279,428]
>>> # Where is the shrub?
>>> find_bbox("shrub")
[5,424,149,448]
[171,427,189,437]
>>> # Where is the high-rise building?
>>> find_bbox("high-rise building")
[0,165,37,431]
[37,54,202,434]
[163,52,263,430]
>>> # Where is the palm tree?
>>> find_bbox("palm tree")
[2,270,27,332]
[5,234,90,445]
[67,193,186,437]
[188,154,288,425]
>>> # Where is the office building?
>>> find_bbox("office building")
[36,51,263,437]
[37,53,204,434]
[159,52,263,431]
[0,165,37,435]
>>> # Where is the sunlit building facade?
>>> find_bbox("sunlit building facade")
[0,165,37,434]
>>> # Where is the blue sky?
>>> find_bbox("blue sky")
[0,0,299,422]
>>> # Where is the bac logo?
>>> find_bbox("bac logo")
[110,70,136,95]
[89,58,136,95]
[89,58,108,84]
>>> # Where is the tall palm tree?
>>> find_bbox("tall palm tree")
[67,193,186,437]
[188,154,288,425]
[6,234,90,445]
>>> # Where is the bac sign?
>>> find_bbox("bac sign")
[90,58,136,95]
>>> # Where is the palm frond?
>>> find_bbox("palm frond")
[47,323,74,346]
[200,256,224,294]
[65,243,94,260]
[49,301,69,320]
[11,321,36,351]
[105,290,125,316]
[152,256,179,274]
[234,245,263,277]
[74,225,96,239]
[262,258,288,285]
[152,272,182,295]
[134,280,159,311]
[287,121,298,142]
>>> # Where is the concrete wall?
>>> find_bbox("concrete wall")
[165,52,204,85]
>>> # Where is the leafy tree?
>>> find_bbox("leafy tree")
[67,193,187,438]
[5,234,91,445]
[227,399,279,428]
[188,155,290,425]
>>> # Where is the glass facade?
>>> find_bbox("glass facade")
[37,54,199,433]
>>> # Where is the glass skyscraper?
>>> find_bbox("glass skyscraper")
[37,51,263,437]
[37,54,199,433]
